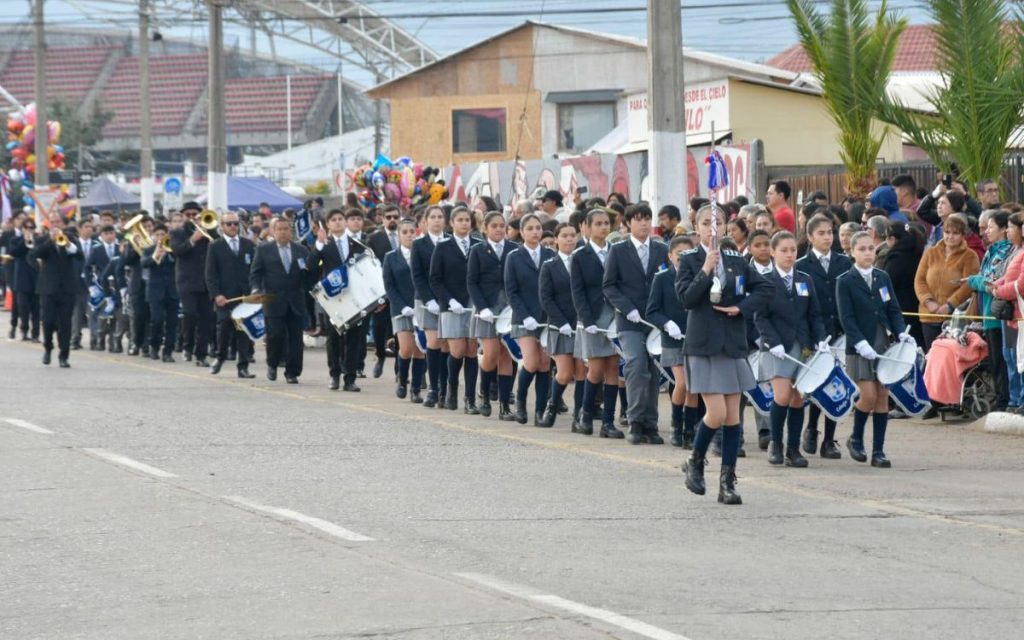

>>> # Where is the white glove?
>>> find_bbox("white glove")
[626,309,641,324]
[664,320,682,340]
[855,340,878,360]
[559,323,573,336]
[449,299,465,314]
[585,324,599,335]
[523,316,539,331]
[816,341,831,353]
[401,306,414,318]
[899,331,916,345]
[769,344,787,360]
[425,299,440,315]
[477,308,495,323]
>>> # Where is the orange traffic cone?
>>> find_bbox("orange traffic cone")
[3,288,11,311]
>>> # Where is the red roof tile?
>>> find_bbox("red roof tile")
[767,24,937,73]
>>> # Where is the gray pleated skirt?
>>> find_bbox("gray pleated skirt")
[546,329,575,355]
[580,304,616,359]
[758,342,804,381]
[473,297,506,339]
[439,310,472,339]
[512,326,543,340]
[660,345,685,368]
[392,314,414,333]
[414,299,439,331]
[685,354,756,395]
[846,324,890,381]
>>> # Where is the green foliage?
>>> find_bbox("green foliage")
[786,0,907,198]
[881,0,1024,193]
[305,180,332,195]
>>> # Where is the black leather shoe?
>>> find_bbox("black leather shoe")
[682,452,706,495]
[141,346,150,357]
[285,376,298,384]
[514,399,529,424]
[266,367,277,381]
[444,385,459,410]
[600,422,624,439]
[802,427,819,454]
[820,440,842,459]
[210,359,224,375]
[150,351,160,360]
[410,389,423,404]
[437,391,447,409]
[464,399,480,416]
[626,424,647,444]
[767,441,784,465]
[478,397,492,417]
[396,384,408,399]
[718,465,742,505]
[343,382,361,392]
[195,357,210,368]
[647,431,664,445]
[758,430,771,451]
[42,350,52,365]
[618,411,629,428]
[785,446,809,468]
[682,427,695,450]
[498,402,516,421]
[162,354,175,363]
[329,377,340,391]
[670,424,683,447]
[184,351,193,362]
[237,367,255,379]
[59,359,70,368]
[538,406,556,428]
[846,437,868,463]
[71,341,82,351]
[737,443,747,458]
[557,398,569,415]
[533,411,545,427]
[575,412,594,435]
[128,346,139,356]
[423,391,437,408]
[373,358,385,379]
[871,452,892,468]
[357,369,366,379]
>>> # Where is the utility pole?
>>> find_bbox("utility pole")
[139,0,154,215]
[646,0,686,217]
[337,66,343,137]
[373,72,382,157]
[33,0,48,193]
[207,0,227,211]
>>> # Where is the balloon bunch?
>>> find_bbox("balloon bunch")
[352,154,448,210]
[6,103,65,179]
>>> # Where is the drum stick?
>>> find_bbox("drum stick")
[543,324,576,335]
[902,311,995,321]
[782,353,814,371]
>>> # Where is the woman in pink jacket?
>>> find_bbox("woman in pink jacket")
[993,212,1024,412]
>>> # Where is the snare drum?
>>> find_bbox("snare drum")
[810,363,860,421]
[645,327,662,356]
[877,340,917,385]
[744,352,775,415]
[231,302,266,341]
[794,350,836,395]
[495,306,513,335]
[313,253,387,330]
[500,333,523,363]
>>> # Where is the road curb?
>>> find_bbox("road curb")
[983,411,1024,436]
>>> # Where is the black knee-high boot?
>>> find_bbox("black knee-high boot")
[445,355,463,410]
[514,368,535,424]
[534,371,551,424]
[478,367,495,416]
[463,358,479,414]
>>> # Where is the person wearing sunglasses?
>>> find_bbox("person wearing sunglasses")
[206,211,257,378]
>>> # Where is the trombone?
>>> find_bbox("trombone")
[191,209,219,241]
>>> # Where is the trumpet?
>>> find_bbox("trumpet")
[55,231,69,248]
[191,209,219,241]
[24,233,35,249]
[154,236,173,264]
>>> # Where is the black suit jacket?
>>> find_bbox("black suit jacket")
[795,250,852,338]
[602,238,669,333]
[676,246,774,358]
[28,232,81,296]
[540,255,577,328]
[646,266,687,349]
[249,241,311,318]
[367,229,396,262]
[430,235,480,310]
[410,234,446,303]
[206,236,256,318]
[85,243,117,284]
[169,226,210,294]
[836,267,906,353]
[308,234,366,278]
[77,237,98,291]
[123,245,146,297]
[467,239,516,313]
[382,250,416,313]
[7,234,38,294]
[570,242,608,328]
[754,269,826,351]
[141,246,178,302]
[504,245,555,324]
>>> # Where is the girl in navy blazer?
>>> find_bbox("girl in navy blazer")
[538,223,586,428]
[647,235,699,447]
[504,213,555,425]
[755,231,828,468]
[430,206,481,414]
[836,230,914,468]
[410,205,450,407]
[382,218,425,404]
[468,211,517,420]
[570,208,624,438]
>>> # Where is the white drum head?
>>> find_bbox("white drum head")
[495,307,513,334]
[645,328,662,356]
[795,350,835,395]
[877,340,916,385]
[539,326,550,348]
[231,302,262,320]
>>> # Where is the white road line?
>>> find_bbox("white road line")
[3,418,54,434]
[224,496,375,542]
[82,448,178,479]
[455,572,691,640]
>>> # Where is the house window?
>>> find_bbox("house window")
[558,103,616,153]
[452,108,507,154]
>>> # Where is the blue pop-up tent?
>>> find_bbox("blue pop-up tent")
[201,176,304,213]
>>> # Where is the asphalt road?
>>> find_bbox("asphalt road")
[3,330,1024,640]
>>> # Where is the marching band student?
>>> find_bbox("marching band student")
[571,208,624,438]
[647,235,698,447]
[141,223,178,363]
[836,231,914,468]
[745,229,775,449]
[505,213,555,425]
[795,214,852,458]
[602,203,669,444]
[538,223,585,428]
[756,231,828,467]
[468,212,517,420]
[30,214,81,368]
[382,218,425,403]
[430,206,482,414]
[411,205,450,408]
[678,204,773,505]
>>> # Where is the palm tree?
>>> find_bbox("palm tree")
[881,0,1024,194]
[786,0,907,199]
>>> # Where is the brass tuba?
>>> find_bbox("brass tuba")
[122,214,154,252]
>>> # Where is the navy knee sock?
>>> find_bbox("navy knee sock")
[786,406,806,448]
[479,367,495,401]
[549,381,566,412]
[516,368,535,404]
[438,354,449,391]
[684,406,700,433]
[769,402,788,445]
[447,355,463,388]
[498,374,514,404]
[807,403,822,430]
[671,402,684,426]
[693,420,715,455]
[582,380,597,417]
[573,380,585,414]
[426,348,440,392]
[534,371,551,414]
[721,424,741,466]
[823,417,837,443]
[398,357,411,385]
[618,386,627,413]
[602,383,618,424]
[463,358,478,400]
[852,408,869,442]
[697,395,707,422]
[872,411,889,454]
[411,358,425,391]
